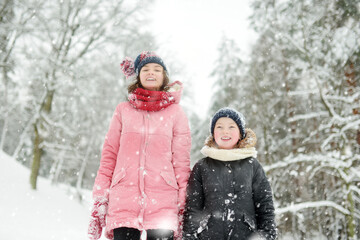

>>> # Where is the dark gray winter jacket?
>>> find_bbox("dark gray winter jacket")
[183,146,277,240]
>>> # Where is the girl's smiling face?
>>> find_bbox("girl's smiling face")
[139,63,165,91]
[214,117,241,149]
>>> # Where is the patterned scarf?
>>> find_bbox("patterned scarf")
[128,88,175,112]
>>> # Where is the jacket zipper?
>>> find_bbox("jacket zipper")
[138,112,150,228]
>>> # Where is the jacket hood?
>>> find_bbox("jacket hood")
[204,128,257,149]
[200,146,257,161]
[167,81,183,104]
[201,128,258,161]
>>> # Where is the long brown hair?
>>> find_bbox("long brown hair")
[127,71,170,93]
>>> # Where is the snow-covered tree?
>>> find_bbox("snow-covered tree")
[3,0,156,190]
[248,0,360,238]
[0,0,36,153]
[209,35,244,112]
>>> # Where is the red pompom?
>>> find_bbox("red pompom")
[120,57,135,78]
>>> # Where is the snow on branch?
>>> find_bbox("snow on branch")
[269,28,307,55]
[312,73,345,122]
[341,118,360,133]
[264,154,350,172]
[350,168,360,180]
[321,118,360,149]
[337,168,354,184]
[40,111,76,137]
[325,92,360,104]
[350,185,360,196]
[275,200,350,216]
[287,89,318,96]
[40,141,73,151]
[288,111,328,122]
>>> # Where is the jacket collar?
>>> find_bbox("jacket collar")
[200,146,257,161]
[167,81,183,104]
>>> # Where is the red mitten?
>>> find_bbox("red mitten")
[88,216,102,240]
[88,197,108,240]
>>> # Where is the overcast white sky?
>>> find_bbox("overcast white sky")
[149,0,257,119]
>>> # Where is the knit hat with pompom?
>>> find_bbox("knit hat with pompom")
[120,51,167,79]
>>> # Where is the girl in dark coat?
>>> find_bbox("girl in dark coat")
[183,107,277,240]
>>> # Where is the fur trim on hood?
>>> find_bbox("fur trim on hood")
[204,128,257,149]
[201,128,258,161]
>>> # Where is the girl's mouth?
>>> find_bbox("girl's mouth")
[146,77,156,81]
[221,136,231,141]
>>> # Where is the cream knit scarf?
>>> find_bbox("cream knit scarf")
[200,146,257,161]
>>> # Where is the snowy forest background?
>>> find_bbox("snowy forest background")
[1,0,360,239]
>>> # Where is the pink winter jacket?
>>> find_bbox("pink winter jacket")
[92,81,191,237]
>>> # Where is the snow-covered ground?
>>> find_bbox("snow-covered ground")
[0,150,101,240]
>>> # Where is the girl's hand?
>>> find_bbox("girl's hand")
[88,197,108,240]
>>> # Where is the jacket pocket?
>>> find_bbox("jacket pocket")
[243,213,256,231]
[110,168,126,189]
[160,171,179,190]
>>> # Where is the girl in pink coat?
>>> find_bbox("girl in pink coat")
[88,51,191,240]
